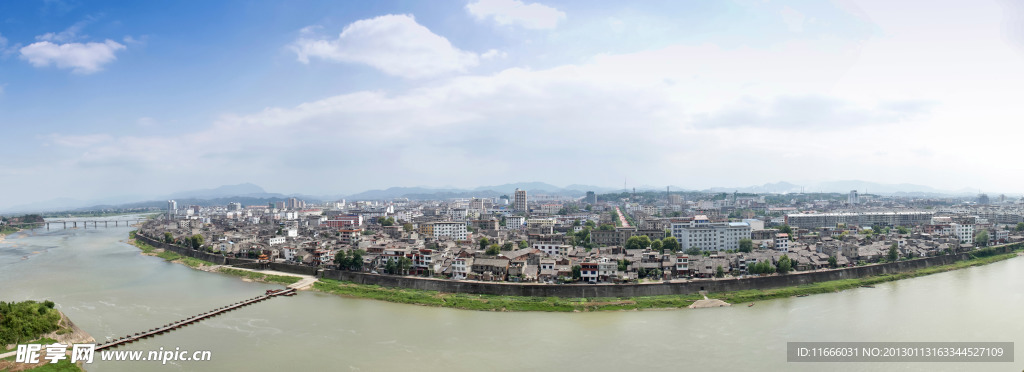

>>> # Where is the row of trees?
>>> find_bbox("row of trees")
[334,249,365,271]
[748,255,792,275]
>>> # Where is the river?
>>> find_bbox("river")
[1,217,1022,371]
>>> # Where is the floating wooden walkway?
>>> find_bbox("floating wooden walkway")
[96,288,297,351]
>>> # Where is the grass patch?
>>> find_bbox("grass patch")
[155,250,182,261]
[313,248,1024,312]
[218,268,301,285]
[313,279,658,312]
[178,256,215,269]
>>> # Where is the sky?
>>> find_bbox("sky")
[2,0,1024,209]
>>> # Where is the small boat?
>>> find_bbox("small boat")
[861,285,875,288]
[748,303,754,307]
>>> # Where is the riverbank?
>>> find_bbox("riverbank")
[0,303,93,371]
[126,232,218,271]
[312,247,1024,312]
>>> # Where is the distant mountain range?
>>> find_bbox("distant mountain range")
[703,180,980,196]
[0,180,994,214]
[345,182,618,200]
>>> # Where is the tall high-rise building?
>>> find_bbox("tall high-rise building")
[848,190,859,204]
[585,191,597,204]
[514,188,528,212]
[167,200,177,218]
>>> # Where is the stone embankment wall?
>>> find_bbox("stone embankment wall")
[135,233,255,266]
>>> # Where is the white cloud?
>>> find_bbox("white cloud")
[19,40,126,74]
[481,49,507,59]
[466,0,566,30]
[291,14,479,79]
[780,6,806,33]
[36,17,94,43]
[137,117,158,127]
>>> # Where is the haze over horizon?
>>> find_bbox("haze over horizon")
[3,0,1024,210]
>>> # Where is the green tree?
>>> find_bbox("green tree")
[385,259,397,274]
[896,226,910,234]
[585,220,596,229]
[485,244,501,256]
[651,239,663,253]
[617,259,629,272]
[335,250,351,269]
[662,237,680,252]
[776,255,792,274]
[778,224,793,235]
[1017,222,1024,232]
[685,247,701,256]
[715,265,725,278]
[402,223,413,232]
[164,232,173,243]
[888,242,899,261]
[350,250,364,271]
[518,240,528,249]
[479,236,490,251]
[190,234,204,249]
[738,238,753,253]
[828,255,838,268]
[398,256,413,275]
[625,236,642,250]
[571,265,582,280]
[974,230,989,247]
[502,242,514,251]
[598,224,615,231]
[637,235,651,250]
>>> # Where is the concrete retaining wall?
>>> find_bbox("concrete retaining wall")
[135,233,256,266]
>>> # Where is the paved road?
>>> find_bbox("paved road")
[615,207,631,227]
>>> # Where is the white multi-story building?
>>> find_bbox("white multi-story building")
[433,222,468,241]
[505,216,525,230]
[670,215,751,252]
[526,218,556,230]
[775,233,790,253]
[167,200,177,218]
[598,258,617,280]
[268,236,286,245]
[675,254,689,276]
[952,223,974,244]
[532,243,569,257]
[282,247,298,262]
[453,257,472,280]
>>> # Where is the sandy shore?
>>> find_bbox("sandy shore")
[688,295,732,309]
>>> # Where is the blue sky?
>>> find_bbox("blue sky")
[2,0,1024,209]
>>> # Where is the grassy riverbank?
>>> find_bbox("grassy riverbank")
[313,248,1023,312]
[126,231,216,269]
[217,268,301,285]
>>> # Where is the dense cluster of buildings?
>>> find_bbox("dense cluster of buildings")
[142,189,1024,284]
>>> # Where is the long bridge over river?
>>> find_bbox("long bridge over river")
[96,287,298,351]
[5,219,147,230]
